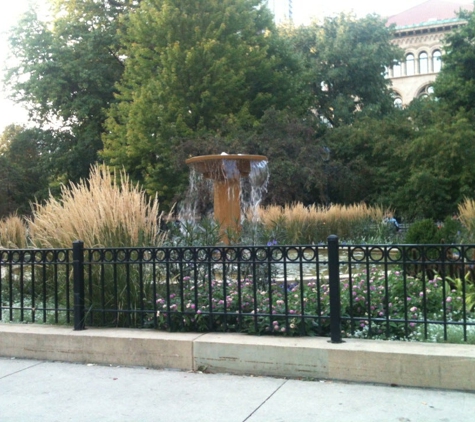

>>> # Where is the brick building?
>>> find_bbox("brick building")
[387,0,473,105]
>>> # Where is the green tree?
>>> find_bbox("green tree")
[165,108,329,209]
[434,6,475,112]
[5,0,130,183]
[227,109,328,206]
[0,125,50,217]
[102,0,306,207]
[289,13,402,127]
[396,101,475,219]
[325,98,475,220]
[323,107,413,207]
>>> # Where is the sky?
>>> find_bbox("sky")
[0,0,462,133]
[270,0,435,23]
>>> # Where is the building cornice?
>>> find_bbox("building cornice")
[393,18,466,38]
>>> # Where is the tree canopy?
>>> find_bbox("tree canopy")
[434,7,475,113]
[4,0,129,182]
[101,0,306,206]
[8,1,473,222]
[0,125,50,217]
[323,93,475,221]
[287,13,402,127]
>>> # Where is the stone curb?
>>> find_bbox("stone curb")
[1,324,474,391]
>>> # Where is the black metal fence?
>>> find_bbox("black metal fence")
[1,236,475,343]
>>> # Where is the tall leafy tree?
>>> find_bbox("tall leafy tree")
[289,13,402,127]
[324,98,475,220]
[323,107,413,207]
[0,125,50,217]
[434,7,475,113]
[102,0,306,206]
[226,108,329,206]
[396,101,475,219]
[4,0,131,183]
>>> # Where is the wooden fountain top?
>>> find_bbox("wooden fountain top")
[185,154,268,181]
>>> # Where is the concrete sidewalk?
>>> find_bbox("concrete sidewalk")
[0,357,474,422]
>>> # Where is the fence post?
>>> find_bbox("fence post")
[328,235,342,343]
[73,240,85,331]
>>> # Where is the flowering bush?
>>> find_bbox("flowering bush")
[154,267,475,341]
[155,276,330,336]
[342,268,474,340]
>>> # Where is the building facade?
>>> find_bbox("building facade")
[387,0,473,105]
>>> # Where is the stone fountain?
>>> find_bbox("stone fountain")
[185,154,268,242]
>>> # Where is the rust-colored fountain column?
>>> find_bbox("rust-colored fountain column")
[185,154,268,242]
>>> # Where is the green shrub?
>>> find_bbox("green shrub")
[412,321,475,344]
[405,219,438,244]
[405,217,461,244]
[439,217,463,243]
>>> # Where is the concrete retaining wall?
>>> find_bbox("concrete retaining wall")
[1,324,474,391]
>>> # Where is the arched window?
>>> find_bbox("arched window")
[406,53,415,76]
[417,85,434,99]
[392,61,402,77]
[432,50,442,72]
[392,91,403,108]
[419,52,428,74]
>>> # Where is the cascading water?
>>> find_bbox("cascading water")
[181,154,269,242]
[241,160,269,223]
[178,167,214,223]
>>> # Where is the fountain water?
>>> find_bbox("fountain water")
[184,154,268,242]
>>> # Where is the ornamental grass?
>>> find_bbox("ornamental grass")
[0,214,28,249]
[4,164,166,327]
[27,164,164,248]
[255,202,388,244]
[458,198,475,241]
